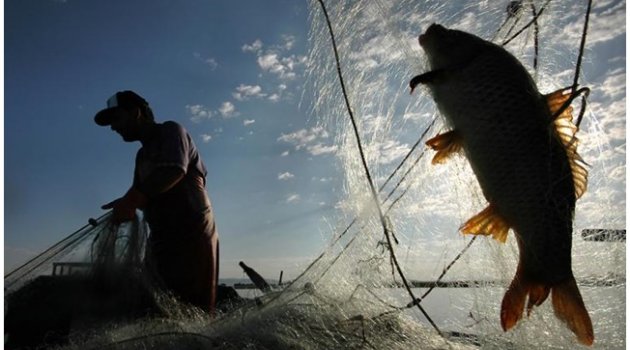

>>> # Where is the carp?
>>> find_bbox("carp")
[410,24,592,345]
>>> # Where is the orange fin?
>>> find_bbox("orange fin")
[501,267,527,331]
[502,262,594,345]
[545,88,589,199]
[501,269,551,329]
[552,276,595,346]
[526,285,550,316]
[460,204,511,243]
[425,130,463,164]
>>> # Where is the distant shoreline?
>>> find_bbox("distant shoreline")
[225,275,625,290]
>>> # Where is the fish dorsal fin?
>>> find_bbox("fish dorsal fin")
[545,88,588,199]
[460,204,511,243]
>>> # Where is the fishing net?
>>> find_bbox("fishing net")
[291,1,625,349]
[5,213,147,294]
[5,1,624,349]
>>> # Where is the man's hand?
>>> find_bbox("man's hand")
[101,188,147,224]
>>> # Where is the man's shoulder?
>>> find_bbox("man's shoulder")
[158,121,190,136]
[160,120,185,130]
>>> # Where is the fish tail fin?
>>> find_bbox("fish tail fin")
[501,268,594,346]
[501,261,551,331]
[501,265,537,331]
[551,276,594,346]
[526,284,550,316]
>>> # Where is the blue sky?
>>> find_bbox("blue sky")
[5,1,626,281]
[5,0,341,278]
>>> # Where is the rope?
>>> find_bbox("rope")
[420,236,478,300]
[316,0,441,336]
[573,0,592,94]
[4,212,112,288]
[572,0,593,128]
[502,0,552,46]
[531,3,540,71]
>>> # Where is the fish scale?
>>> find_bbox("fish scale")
[410,24,593,346]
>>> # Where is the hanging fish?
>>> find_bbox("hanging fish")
[410,24,592,345]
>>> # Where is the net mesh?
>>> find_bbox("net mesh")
[5,213,149,295]
[5,1,625,349]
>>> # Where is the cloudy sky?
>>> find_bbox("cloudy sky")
[5,0,625,281]
[5,0,339,279]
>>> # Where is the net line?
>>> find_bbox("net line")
[268,0,595,340]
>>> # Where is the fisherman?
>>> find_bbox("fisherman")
[94,90,219,315]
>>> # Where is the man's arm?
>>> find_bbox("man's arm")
[103,166,185,224]
[136,166,185,197]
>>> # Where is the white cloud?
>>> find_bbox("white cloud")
[281,34,296,50]
[362,114,390,134]
[218,101,238,118]
[373,140,410,165]
[598,68,625,100]
[278,127,338,156]
[233,84,266,101]
[347,32,405,70]
[307,143,338,156]
[278,172,295,180]
[552,1,625,46]
[186,104,214,123]
[312,177,333,182]
[204,58,218,70]
[240,35,306,105]
[587,99,625,145]
[277,127,328,146]
[268,83,290,103]
[243,119,255,127]
[403,112,433,123]
[194,52,219,70]
[200,134,212,143]
[242,39,263,53]
[286,193,300,203]
[258,53,280,70]
[607,56,625,65]
[257,53,306,81]
[281,150,290,157]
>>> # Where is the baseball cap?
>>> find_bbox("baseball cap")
[94,90,149,126]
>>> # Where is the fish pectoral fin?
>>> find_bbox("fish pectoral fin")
[460,204,510,243]
[545,88,589,199]
[426,130,463,164]
[409,69,448,93]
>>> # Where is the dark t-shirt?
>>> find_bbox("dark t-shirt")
[134,121,212,235]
